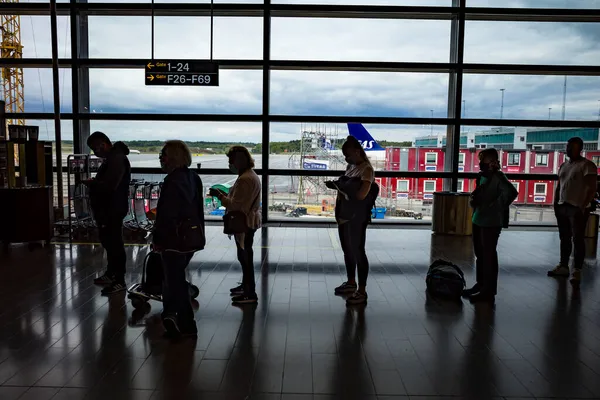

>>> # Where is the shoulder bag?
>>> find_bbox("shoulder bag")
[223,186,260,235]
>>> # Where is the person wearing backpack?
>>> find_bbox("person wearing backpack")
[325,135,378,305]
[463,148,518,304]
[153,140,205,338]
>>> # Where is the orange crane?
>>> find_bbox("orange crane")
[0,2,24,178]
[1,0,25,130]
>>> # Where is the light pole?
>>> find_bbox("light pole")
[548,107,552,120]
[430,109,433,135]
[561,76,567,120]
[499,88,505,119]
[462,100,466,134]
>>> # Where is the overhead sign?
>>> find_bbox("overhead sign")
[145,60,219,86]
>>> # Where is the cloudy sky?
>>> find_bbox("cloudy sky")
[13,0,600,144]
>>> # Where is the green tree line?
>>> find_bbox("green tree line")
[60,139,414,154]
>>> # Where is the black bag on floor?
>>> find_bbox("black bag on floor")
[425,259,466,301]
[142,252,163,296]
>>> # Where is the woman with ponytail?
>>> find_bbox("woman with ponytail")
[326,135,375,305]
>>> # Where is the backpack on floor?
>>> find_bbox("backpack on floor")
[142,252,163,296]
[425,259,466,301]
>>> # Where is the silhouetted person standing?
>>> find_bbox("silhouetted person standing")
[86,132,131,295]
[463,148,518,304]
[548,137,597,284]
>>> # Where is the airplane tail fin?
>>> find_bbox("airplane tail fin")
[347,123,385,151]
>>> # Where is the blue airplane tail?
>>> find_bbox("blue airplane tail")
[347,123,385,151]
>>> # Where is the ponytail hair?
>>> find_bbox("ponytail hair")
[342,135,371,165]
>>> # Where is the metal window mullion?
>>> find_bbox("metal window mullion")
[70,0,80,153]
[77,0,91,147]
[262,2,271,224]
[445,0,465,192]
[50,0,64,210]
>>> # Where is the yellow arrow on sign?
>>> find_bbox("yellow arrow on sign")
[147,75,155,81]
[147,63,155,69]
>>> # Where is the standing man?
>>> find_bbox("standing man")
[86,132,131,295]
[548,137,597,284]
[462,148,518,303]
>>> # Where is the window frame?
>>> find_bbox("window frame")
[9,1,599,226]
[507,152,521,166]
[423,180,437,193]
[396,179,410,193]
[425,152,438,165]
[535,153,549,166]
[534,182,548,196]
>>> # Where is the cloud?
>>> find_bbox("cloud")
[12,2,600,144]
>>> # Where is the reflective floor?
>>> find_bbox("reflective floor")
[1,226,600,400]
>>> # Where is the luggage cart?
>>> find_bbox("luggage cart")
[127,251,200,311]
[64,154,97,241]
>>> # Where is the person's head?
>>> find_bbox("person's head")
[478,148,500,173]
[342,135,370,166]
[159,140,192,173]
[87,131,112,158]
[226,146,254,175]
[566,137,583,159]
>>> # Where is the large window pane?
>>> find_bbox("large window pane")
[88,121,262,168]
[467,0,600,9]
[465,21,600,65]
[271,122,451,171]
[129,172,262,222]
[88,16,262,59]
[271,71,449,117]
[88,69,262,114]
[19,16,70,58]
[267,173,433,223]
[453,125,598,222]
[3,68,72,114]
[462,74,600,121]
[274,0,450,5]
[272,18,451,62]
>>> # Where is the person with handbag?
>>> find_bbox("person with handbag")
[325,136,378,305]
[153,140,205,338]
[210,146,261,304]
[462,148,518,304]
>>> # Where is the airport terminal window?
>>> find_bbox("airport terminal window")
[423,180,436,193]
[508,153,520,166]
[397,180,409,192]
[536,153,549,166]
[6,2,600,227]
[425,153,437,165]
[535,183,548,195]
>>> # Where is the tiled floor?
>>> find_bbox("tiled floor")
[1,226,600,400]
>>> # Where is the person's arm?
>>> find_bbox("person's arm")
[219,179,252,211]
[582,163,598,210]
[354,165,374,201]
[90,154,126,193]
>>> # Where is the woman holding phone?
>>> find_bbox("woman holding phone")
[210,146,261,304]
